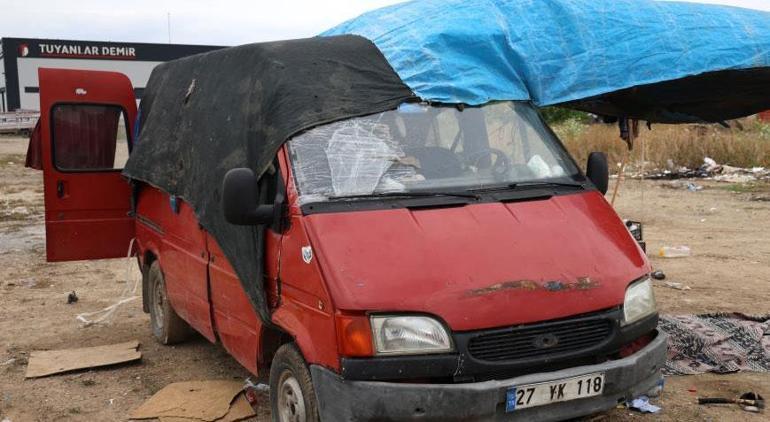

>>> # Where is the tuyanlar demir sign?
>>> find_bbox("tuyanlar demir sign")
[22,42,137,59]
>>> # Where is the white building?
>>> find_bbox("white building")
[1,37,222,112]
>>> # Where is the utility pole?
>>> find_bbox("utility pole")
[167,12,172,44]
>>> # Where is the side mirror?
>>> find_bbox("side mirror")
[222,168,274,225]
[586,152,609,195]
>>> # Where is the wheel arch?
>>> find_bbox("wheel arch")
[257,324,294,380]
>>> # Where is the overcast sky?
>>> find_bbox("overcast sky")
[1,0,768,46]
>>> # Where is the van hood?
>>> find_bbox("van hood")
[303,191,648,331]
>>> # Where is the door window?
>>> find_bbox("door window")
[51,104,130,171]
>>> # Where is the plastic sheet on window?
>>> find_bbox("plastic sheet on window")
[290,116,422,205]
[326,120,401,196]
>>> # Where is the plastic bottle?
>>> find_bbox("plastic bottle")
[658,246,691,258]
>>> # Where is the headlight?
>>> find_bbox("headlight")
[623,277,657,325]
[371,315,453,355]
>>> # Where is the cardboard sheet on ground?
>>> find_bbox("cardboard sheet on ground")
[130,380,246,421]
[25,340,141,378]
[157,393,256,422]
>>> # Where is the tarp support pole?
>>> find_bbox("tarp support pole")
[611,119,638,206]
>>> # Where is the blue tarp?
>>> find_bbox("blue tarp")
[323,0,770,107]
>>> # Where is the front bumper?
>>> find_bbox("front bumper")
[311,330,667,421]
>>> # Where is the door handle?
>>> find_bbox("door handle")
[57,180,64,198]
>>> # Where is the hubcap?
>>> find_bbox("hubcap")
[278,371,306,422]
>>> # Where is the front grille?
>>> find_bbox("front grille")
[467,317,612,362]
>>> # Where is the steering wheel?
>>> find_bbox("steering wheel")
[464,148,511,179]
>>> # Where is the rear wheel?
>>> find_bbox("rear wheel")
[270,344,319,422]
[148,261,190,344]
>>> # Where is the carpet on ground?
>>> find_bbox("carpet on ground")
[659,313,770,375]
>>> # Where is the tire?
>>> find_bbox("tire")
[148,261,190,344]
[270,344,320,422]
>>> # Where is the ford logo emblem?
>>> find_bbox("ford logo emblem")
[533,333,560,349]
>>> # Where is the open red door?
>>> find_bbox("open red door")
[38,68,137,261]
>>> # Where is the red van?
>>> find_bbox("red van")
[33,47,665,421]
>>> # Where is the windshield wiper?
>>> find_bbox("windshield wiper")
[470,181,585,193]
[328,191,480,200]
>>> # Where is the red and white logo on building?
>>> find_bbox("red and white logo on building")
[18,43,29,57]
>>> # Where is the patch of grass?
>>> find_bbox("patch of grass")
[719,183,770,194]
[541,106,592,125]
[553,118,588,141]
[554,117,770,173]
[753,120,770,140]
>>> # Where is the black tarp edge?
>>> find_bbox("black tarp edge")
[561,67,770,124]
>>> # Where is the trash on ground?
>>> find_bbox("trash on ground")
[244,377,270,392]
[686,182,703,192]
[703,157,719,172]
[243,377,270,408]
[76,242,140,326]
[644,157,770,182]
[658,246,691,258]
[25,340,141,378]
[626,395,661,413]
[19,278,37,288]
[130,380,254,421]
[651,270,666,280]
[659,313,770,375]
[660,281,691,291]
[697,391,765,413]
[714,164,769,184]
[66,291,78,304]
[662,180,703,191]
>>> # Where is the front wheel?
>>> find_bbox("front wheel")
[148,261,190,344]
[270,344,320,422]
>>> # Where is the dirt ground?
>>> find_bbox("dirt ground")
[1,134,768,421]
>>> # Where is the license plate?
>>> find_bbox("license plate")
[505,372,605,412]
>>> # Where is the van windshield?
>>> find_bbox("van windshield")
[287,101,580,205]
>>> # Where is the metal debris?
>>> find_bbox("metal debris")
[66,291,78,304]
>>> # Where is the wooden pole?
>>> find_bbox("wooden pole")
[610,149,628,206]
[610,120,636,206]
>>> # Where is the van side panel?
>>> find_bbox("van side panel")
[207,237,261,374]
[271,151,340,371]
[136,186,216,342]
[270,214,339,371]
